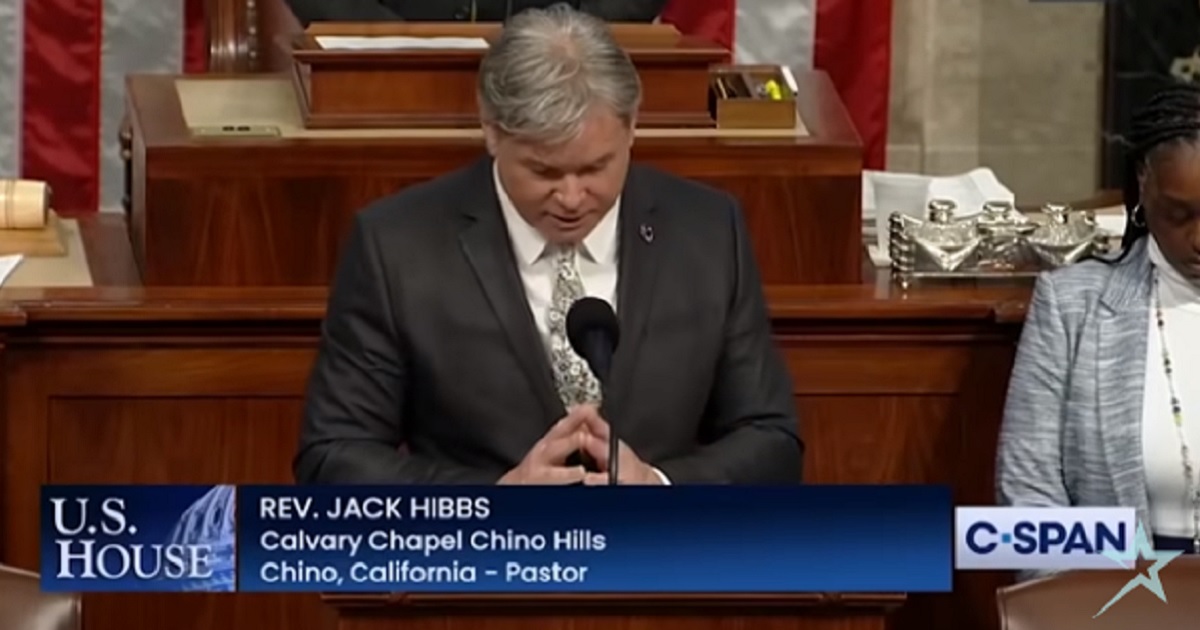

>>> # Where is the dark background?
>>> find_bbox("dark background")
[1103,0,1200,187]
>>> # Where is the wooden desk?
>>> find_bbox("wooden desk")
[325,592,905,630]
[0,216,1024,630]
[122,71,862,287]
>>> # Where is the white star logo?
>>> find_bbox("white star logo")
[1093,524,1182,618]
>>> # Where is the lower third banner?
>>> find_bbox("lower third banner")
[41,485,952,593]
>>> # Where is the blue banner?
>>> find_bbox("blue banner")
[41,485,953,593]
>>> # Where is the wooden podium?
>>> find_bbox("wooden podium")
[290,23,728,129]
[121,18,863,286]
[0,218,1025,630]
[122,70,861,286]
[323,592,906,630]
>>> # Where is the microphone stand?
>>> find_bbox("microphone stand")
[588,336,618,486]
[599,387,617,486]
[607,406,618,486]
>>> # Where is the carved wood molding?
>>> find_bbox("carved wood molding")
[323,592,909,610]
[207,0,260,72]
[119,113,132,215]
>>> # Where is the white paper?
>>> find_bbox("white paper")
[925,168,1014,216]
[0,254,23,286]
[863,167,1015,267]
[315,36,489,50]
[1088,205,1127,238]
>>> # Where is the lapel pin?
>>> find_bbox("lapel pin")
[639,224,654,244]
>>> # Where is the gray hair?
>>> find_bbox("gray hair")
[477,4,642,143]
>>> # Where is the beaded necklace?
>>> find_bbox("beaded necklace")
[1151,268,1200,553]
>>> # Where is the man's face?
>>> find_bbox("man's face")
[485,107,633,245]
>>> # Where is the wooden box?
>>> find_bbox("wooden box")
[711,64,799,130]
[288,22,728,129]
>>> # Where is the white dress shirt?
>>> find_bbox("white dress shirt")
[493,165,670,484]
[493,165,620,346]
[1142,237,1200,537]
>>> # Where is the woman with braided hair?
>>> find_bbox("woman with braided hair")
[996,81,1200,570]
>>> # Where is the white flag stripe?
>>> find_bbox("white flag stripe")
[100,0,185,211]
[734,0,817,69]
[0,0,22,179]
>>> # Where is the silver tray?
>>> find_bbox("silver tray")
[888,200,1115,288]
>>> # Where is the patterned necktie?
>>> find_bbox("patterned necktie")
[547,245,603,408]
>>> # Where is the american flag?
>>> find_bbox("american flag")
[661,0,893,170]
[0,0,205,214]
[0,0,890,214]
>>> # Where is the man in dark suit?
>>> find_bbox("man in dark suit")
[284,0,666,25]
[294,5,801,486]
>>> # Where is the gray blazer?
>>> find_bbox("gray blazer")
[997,238,1154,575]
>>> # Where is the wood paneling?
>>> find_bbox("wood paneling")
[0,285,1025,630]
[47,397,325,630]
[0,218,1031,630]
[777,318,1019,630]
[799,396,961,484]
[124,72,862,286]
[290,26,727,130]
[1,323,331,630]
[326,593,905,630]
[206,0,257,73]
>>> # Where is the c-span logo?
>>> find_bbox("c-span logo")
[955,507,1137,570]
[1094,522,1182,617]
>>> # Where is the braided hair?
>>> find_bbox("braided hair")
[1115,80,1200,260]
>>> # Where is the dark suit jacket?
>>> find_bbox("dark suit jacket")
[295,157,803,485]
[284,0,667,25]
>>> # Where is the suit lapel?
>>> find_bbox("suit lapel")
[457,158,563,424]
[1096,240,1153,516]
[604,166,661,421]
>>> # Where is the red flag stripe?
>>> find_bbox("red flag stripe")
[812,0,892,170]
[662,0,891,170]
[21,0,103,213]
[17,1,207,213]
[183,0,208,74]
[659,0,734,52]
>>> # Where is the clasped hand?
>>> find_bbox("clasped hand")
[498,405,661,485]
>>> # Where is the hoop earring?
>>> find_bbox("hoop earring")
[1131,204,1147,228]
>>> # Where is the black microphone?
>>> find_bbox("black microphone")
[566,297,621,485]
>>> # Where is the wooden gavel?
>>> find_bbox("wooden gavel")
[0,179,50,230]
